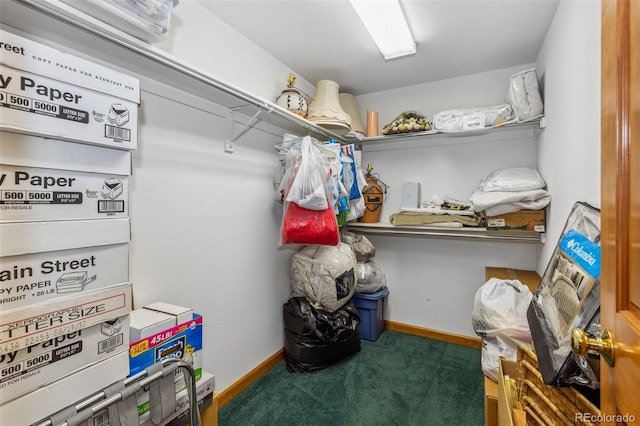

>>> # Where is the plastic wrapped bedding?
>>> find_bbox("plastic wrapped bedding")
[477,167,546,193]
[433,104,514,132]
[509,68,544,122]
[290,243,357,312]
[470,167,550,216]
[341,230,376,261]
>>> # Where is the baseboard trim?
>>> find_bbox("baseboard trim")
[385,320,482,349]
[217,348,284,409]
[218,323,481,409]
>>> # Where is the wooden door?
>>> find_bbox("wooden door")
[601,0,640,424]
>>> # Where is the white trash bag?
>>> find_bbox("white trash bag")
[472,278,533,381]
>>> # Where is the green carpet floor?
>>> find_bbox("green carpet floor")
[219,330,484,426]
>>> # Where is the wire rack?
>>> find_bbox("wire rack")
[31,358,201,426]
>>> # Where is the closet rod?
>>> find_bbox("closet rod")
[17,0,345,143]
[32,358,199,426]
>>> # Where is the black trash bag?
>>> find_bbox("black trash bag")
[283,297,361,373]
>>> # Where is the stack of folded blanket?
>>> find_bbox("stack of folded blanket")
[389,195,481,227]
[469,167,550,216]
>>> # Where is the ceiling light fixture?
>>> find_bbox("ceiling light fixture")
[349,0,416,61]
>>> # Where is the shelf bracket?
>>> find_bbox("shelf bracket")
[225,105,263,153]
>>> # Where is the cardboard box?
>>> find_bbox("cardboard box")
[485,267,541,294]
[0,282,132,353]
[129,308,176,342]
[0,350,129,426]
[86,371,215,426]
[146,370,214,426]
[0,28,139,103]
[0,64,138,150]
[165,390,214,426]
[144,302,193,326]
[0,217,130,258]
[0,216,130,312]
[486,210,545,232]
[129,314,203,376]
[498,358,527,426]
[135,350,203,418]
[485,375,498,426]
[0,242,129,312]
[0,314,129,404]
[0,132,131,222]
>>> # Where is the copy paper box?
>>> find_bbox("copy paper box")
[0,314,129,404]
[0,28,140,103]
[0,217,130,258]
[0,350,129,426]
[486,209,546,232]
[129,314,203,376]
[87,371,216,426]
[0,217,130,312]
[0,242,129,311]
[0,283,132,354]
[0,64,138,150]
[164,389,214,426]
[144,302,193,326]
[0,132,131,222]
[129,308,176,341]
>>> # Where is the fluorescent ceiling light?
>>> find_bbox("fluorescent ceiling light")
[349,0,416,60]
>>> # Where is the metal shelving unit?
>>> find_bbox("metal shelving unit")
[346,222,545,242]
[345,117,544,148]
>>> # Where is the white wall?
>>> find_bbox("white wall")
[534,0,601,273]
[129,77,293,394]
[155,0,317,102]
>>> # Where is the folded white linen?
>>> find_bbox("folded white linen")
[470,188,551,216]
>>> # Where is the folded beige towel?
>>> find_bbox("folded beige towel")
[389,212,480,227]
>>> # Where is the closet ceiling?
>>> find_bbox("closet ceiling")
[199,0,559,95]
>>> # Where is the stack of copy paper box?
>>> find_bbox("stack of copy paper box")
[0,27,140,425]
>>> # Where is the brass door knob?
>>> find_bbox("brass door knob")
[571,328,615,366]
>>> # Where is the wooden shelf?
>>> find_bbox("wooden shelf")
[345,222,544,242]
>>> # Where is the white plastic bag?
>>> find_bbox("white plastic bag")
[472,278,533,381]
[284,136,330,210]
[354,261,387,293]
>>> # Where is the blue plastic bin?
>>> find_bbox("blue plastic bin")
[352,287,389,341]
